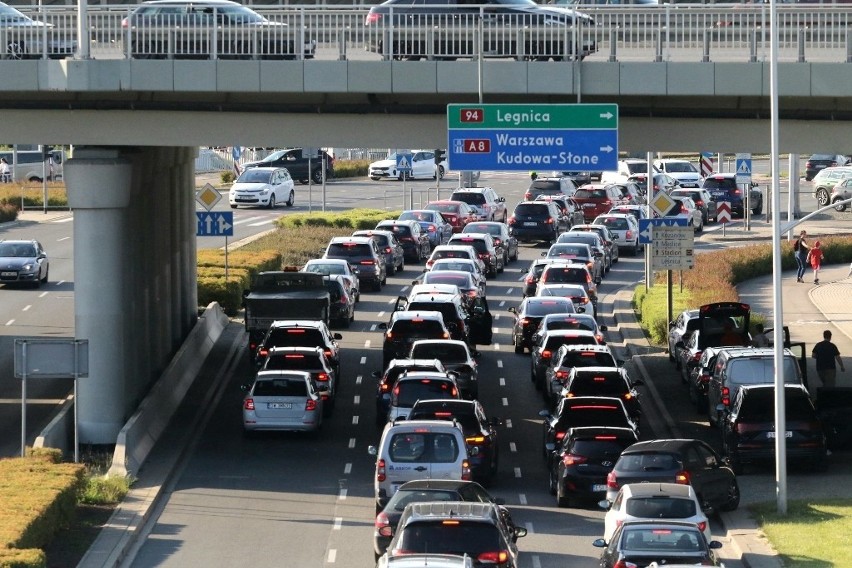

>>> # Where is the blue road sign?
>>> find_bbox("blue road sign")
[639,217,689,244]
[396,153,413,173]
[196,211,234,237]
[736,154,752,184]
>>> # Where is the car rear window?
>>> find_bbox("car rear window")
[451,192,486,205]
[411,343,467,363]
[466,224,500,237]
[621,527,701,552]
[727,357,798,385]
[389,432,459,463]
[395,379,458,406]
[380,224,412,237]
[542,267,588,283]
[406,302,459,324]
[263,353,322,371]
[703,177,736,190]
[323,280,343,302]
[423,273,470,288]
[597,217,628,230]
[514,203,550,216]
[530,181,563,193]
[617,452,680,472]
[327,243,372,258]
[567,375,627,396]
[397,520,501,553]
[625,497,697,518]
[388,490,463,512]
[559,406,628,428]
[625,162,650,174]
[545,335,596,350]
[560,351,616,368]
[265,328,325,349]
[525,300,572,316]
[390,319,445,335]
[571,439,633,460]
[574,189,606,199]
[252,378,307,397]
[739,391,814,421]
[451,238,488,254]
[434,250,472,261]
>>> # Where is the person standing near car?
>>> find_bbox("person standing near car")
[0,158,9,183]
[812,329,844,389]
[793,230,810,283]
[751,323,770,348]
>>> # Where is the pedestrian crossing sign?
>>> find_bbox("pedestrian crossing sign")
[396,153,413,173]
[736,153,752,184]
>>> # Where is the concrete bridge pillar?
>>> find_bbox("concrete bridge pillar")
[65,148,133,444]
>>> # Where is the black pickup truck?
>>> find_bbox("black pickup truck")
[242,148,334,184]
[243,271,331,355]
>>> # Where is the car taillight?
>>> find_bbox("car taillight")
[521,318,530,326]
[699,372,711,384]
[623,393,633,400]
[607,471,618,489]
[691,352,702,362]
[428,224,436,232]
[380,381,391,393]
[806,161,814,168]
[360,260,375,265]
[258,348,268,358]
[478,253,489,259]
[317,372,329,382]
[555,370,569,380]
[541,349,552,359]
[555,431,566,441]
[625,230,633,239]
[249,341,258,352]
[244,398,255,411]
[508,215,517,225]
[384,246,392,253]
[733,188,742,195]
[442,331,450,339]
[675,469,690,485]
[365,12,381,24]
[339,295,348,304]
[305,399,317,411]
[461,459,471,480]
[545,217,554,224]
[722,386,730,406]
[375,511,393,537]
[562,453,588,467]
[377,458,386,482]
[612,560,639,568]
[525,275,535,284]
[386,331,393,339]
[697,521,707,533]
[524,192,532,200]
[478,551,509,564]
[680,204,688,214]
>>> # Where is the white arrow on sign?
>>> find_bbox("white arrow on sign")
[600,112,614,120]
[217,214,233,234]
[600,145,614,153]
[204,215,213,233]
[640,225,653,242]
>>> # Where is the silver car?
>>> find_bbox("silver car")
[669,195,704,233]
[241,370,322,433]
[0,239,49,287]
[0,2,76,59]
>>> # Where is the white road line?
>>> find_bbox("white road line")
[327,549,337,563]
[38,292,48,298]
[5,320,14,326]
[354,395,361,405]
[352,416,359,425]
[514,467,522,478]
[499,300,506,307]
[365,340,371,349]
[525,521,535,535]
[348,438,356,449]
[502,398,508,406]
[387,298,396,304]
[233,216,263,225]
[55,217,73,224]
[519,493,527,505]
[509,442,517,452]
[493,343,501,351]
[370,324,377,331]
[401,285,409,292]
[494,314,500,321]
[356,375,363,385]
[505,419,512,429]
[57,236,70,241]
[56,280,66,285]
[497,360,503,368]
[339,489,348,500]
[248,219,275,227]
[333,517,343,530]
[499,378,505,387]
[344,463,352,474]
[505,288,513,294]
[22,305,31,311]
[532,555,542,568]
[377,311,385,318]
[360,356,367,364]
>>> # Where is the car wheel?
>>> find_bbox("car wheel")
[548,467,558,495]
[312,169,324,184]
[386,262,395,276]
[556,485,570,508]
[267,195,276,209]
[752,204,762,216]
[834,197,848,212]
[398,257,405,272]
[40,269,48,285]
[719,478,741,511]
[286,191,294,207]
[816,187,830,207]
[514,337,525,355]
[370,176,380,181]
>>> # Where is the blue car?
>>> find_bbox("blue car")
[398,210,453,247]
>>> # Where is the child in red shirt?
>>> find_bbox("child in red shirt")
[808,240,824,284]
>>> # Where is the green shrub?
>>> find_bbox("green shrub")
[0,202,18,223]
[0,547,46,568]
[333,159,371,178]
[220,171,235,184]
[197,275,244,316]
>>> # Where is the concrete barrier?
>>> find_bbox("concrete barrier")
[107,303,229,479]
[33,394,75,455]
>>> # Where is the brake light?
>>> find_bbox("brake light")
[287,329,306,334]
[697,521,707,533]
[733,188,742,195]
[675,469,690,484]
[377,458,386,482]
[521,318,530,326]
[285,354,305,359]
[384,246,392,253]
[722,386,730,406]
[555,370,569,380]
[316,372,329,382]
[442,332,450,339]
[244,398,255,411]
[612,561,638,568]
[525,275,535,284]
[562,453,588,466]
[305,399,317,411]
[699,372,711,384]
[508,215,517,225]
[428,224,436,232]
[607,471,618,489]
[365,12,381,24]
[258,348,269,358]
[478,551,509,564]
[555,431,566,441]
[386,331,393,339]
[541,349,552,359]
[524,192,532,200]
[625,230,633,239]
[375,512,393,537]
[461,459,471,480]
[380,381,391,393]
[595,435,617,440]
[680,203,688,214]
[691,352,702,362]
[545,217,554,224]
[442,520,460,526]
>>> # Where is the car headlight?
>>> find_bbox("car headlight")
[22,263,35,272]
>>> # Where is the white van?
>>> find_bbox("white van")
[0,148,65,182]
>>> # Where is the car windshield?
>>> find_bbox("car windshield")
[252,378,307,397]
[387,489,463,512]
[568,375,627,396]
[326,243,372,258]
[427,203,461,214]
[0,243,36,257]
[264,328,325,349]
[304,262,345,276]
[394,380,457,406]
[396,521,501,554]
[664,162,698,173]
[625,497,697,518]
[574,189,606,199]
[412,343,467,363]
[524,300,571,316]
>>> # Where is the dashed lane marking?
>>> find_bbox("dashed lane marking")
[497,360,503,368]
[344,463,352,474]
[514,467,522,478]
[352,416,359,425]
[519,493,527,505]
[348,438,356,449]
[333,518,343,530]
[360,356,367,364]
[502,398,508,406]
[354,395,360,405]
[327,550,337,563]
[499,378,505,387]
[509,442,517,452]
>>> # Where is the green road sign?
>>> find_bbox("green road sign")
[447,103,618,130]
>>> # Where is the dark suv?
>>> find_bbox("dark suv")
[261,346,337,414]
[525,177,578,201]
[371,358,448,426]
[508,201,568,243]
[448,233,503,277]
[701,173,763,217]
[383,502,527,567]
[805,153,851,181]
[508,297,576,354]
[254,320,342,374]
[605,439,740,513]
[324,236,386,292]
[540,396,638,460]
[242,147,332,184]
[378,311,450,368]
[721,384,827,474]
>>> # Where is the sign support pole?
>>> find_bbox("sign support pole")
[73,343,79,464]
[20,342,27,457]
[225,236,229,283]
[667,269,673,328]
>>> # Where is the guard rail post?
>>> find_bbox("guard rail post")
[41,7,48,60]
[797,27,805,63]
[516,27,525,61]
[168,28,176,59]
[847,28,852,63]
[251,28,259,60]
[427,26,435,61]
[702,28,710,62]
[338,28,347,61]
[0,29,6,58]
[382,28,391,61]
[299,9,306,61]
[749,27,757,63]
[655,28,662,62]
[608,28,617,62]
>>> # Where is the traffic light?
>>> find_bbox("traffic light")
[434,149,445,166]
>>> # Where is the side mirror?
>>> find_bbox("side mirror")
[538,409,551,418]
[508,307,517,314]
[494,497,506,505]
[367,445,378,456]
[545,442,556,452]
[333,333,343,340]
[599,325,608,331]
[631,379,645,387]
[598,499,611,510]
[577,307,586,313]
[592,538,607,548]
[240,384,250,392]
[513,527,528,539]
[540,251,547,257]
[709,541,723,550]
[675,340,685,349]
[473,350,482,359]
[377,323,388,330]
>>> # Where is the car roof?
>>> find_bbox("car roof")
[330,235,373,244]
[306,258,349,265]
[266,346,323,355]
[719,347,794,358]
[380,554,473,568]
[571,365,624,375]
[141,0,239,4]
[451,187,494,193]
[622,439,699,453]
[269,320,325,329]
[411,399,476,412]
[403,501,499,521]
[386,358,444,369]
[621,482,695,498]
[451,233,491,241]
[739,383,810,395]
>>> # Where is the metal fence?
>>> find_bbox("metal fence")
[4,4,852,63]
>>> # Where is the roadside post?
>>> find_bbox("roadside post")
[716,201,732,237]
[396,152,413,209]
[196,184,233,279]
[736,153,752,231]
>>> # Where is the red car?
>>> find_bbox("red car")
[572,184,627,222]
[425,200,478,233]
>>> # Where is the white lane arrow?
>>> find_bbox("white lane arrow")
[205,215,213,233]
[217,215,233,234]
[600,145,614,153]
[600,112,614,120]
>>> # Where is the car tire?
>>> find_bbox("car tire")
[752,204,762,216]
[370,176,380,181]
[286,191,294,207]
[312,169,324,184]
[514,337,525,355]
[267,195,276,209]
[719,478,741,511]
[834,197,848,212]
[816,187,830,207]
[548,468,558,495]
[40,269,48,285]
[398,258,405,272]
[556,485,570,508]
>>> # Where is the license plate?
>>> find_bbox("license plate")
[268,402,292,409]
[583,204,595,208]
[0,271,16,277]
[767,431,792,438]
[523,222,537,226]
[592,484,607,492]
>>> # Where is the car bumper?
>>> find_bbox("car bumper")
[559,470,610,501]
[0,270,39,282]
[733,443,826,464]
[243,416,321,432]
[510,226,555,241]
[330,303,350,321]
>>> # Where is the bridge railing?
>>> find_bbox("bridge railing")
[5,4,852,63]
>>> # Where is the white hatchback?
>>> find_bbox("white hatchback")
[229,166,295,209]
[592,213,642,256]
[654,158,704,188]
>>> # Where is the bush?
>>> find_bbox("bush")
[0,184,68,209]
[220,171,235,184]
[333,159,371,178]
[0,202,19,223]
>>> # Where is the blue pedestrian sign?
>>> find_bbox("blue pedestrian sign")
[396,153,413,173]
[196,212,234,237]
[735,153,752,185]
[639,217,689,244]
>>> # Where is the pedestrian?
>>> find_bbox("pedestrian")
[807,240,824,285]
[751,323,770,348]
[812,329,845,389]
[720,321,745,347]
[0,157,9,183]
[793,229,810,283]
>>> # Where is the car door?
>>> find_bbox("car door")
[694,442,731,509]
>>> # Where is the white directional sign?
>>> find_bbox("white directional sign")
[638,217,689,244]
[196,211,234,237]
[651,226,694,271]
[736,153,752,184]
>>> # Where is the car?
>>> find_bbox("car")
[368,420,472,511]
[541,242,603,286]
[253,320,342,374]
[701,172,763,217]
[241,370,322,434]
[669,195,704,232]
[379,310,452,369]
[654,159,704,188]
[535,283,592,316]
[667,308,699,366]
[592,213,641,256]
[0,239,49,287]
[560,366,643,424]
[550,170,601,185]
[811,165,852,206]
[592,520,723,567]
[409,399,501,484]
[426,244,486,275]
[508,200,568,243]
[323,236,386,291]
[604,181,644,205]
[721,384,827,474]
[804,153,851,181]
[398,209,454,247]
[364,0,596,61]
[241,148,332,184]
[415,270,483,304]
[600,482,711,544]
[532,312,607,345]
[448,233,503,277]
[227,166,294,209]
[508,297,576,354]
[525,176,578,201]
[530,328,599,389]
[534,194,583,228]
[409,339,480,399]
[372,358,449,425]
[545,344,620,403]
[605,439,740,513]
[571,184,629,222]
[0,1,76,59]
[396,287,471,344]
[353,229,406,276]
[555,231,610,277]
[520,258,556,297]
[540,396,639,460]
[373,479,508,559]
[302,258,360,303]
[608,204,649,222]
[670,188,717,224]
[627,172,680,195]
[547,426,638,508]
[829,176,852,211]
[449,187,507,223]
[369,149,446,180]
[259,346,338,414]
[462,221,519,265]
[601,159,659,184]
[381,501,526,568]
[674,301,751,387]
[568,224,619,269]
[386,371,462,422]
[428,257,487,291]
[425,201,478,233]
[375,219,432,263]
[686,346,723,413]
[322,275,356,328]
[122,0,316,60]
